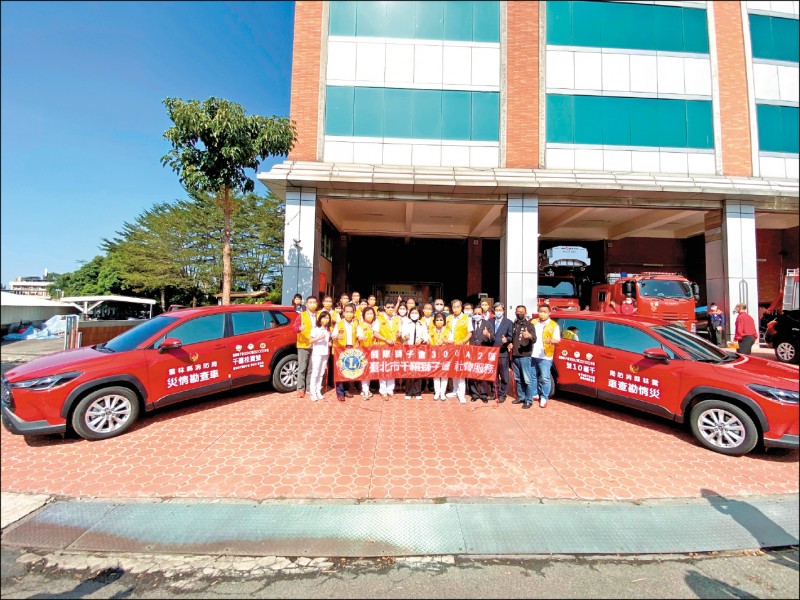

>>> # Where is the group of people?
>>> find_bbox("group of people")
[291,292,561,409]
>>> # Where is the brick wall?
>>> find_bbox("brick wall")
[505,2,539,168]
[288,1,323,162]
[77,321,142,348]
[713,2,753,176]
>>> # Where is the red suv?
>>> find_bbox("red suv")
[553,312,799,456]
[2,305,299,440]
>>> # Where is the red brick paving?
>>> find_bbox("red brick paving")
[2,388,797,501]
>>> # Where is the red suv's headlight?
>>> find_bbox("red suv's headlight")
[9,372,82,391]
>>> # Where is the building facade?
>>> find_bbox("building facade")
[259,0,799,336]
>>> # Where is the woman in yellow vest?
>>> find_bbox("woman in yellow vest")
[357,306,376,399]
[429,312,452,401]
[331,303,360,401]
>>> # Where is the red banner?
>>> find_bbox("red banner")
[332,344,499,382]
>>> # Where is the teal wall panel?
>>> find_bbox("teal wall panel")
[658,99,687,148]
[757,104,800,154]
[325,86,354,136]
[472,92,500,141]
[329,1,356,37]
[750,14,799,62]
[442,91,471,140]
[331,1,499,43]
[412,89,443,139]
[473,1,500,43]
[686,101,713,149]
[384,88,413,138]
[325,86,499,142]
[573,95,602,145]
[546,95,575,143]
[353,87,384,137]
[547,0,573,45]
[386,1,415,39]
[629,100,659,147]
[356,1,386,38]
[547,1,708,54]
[547,94,713,149]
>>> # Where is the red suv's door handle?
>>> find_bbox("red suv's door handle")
[598,352,615,359]
[211,344,226,350]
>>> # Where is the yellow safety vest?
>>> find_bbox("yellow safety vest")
[376,313,400,345]
[358,320,374,346]
[542,319,558,358]
[451,313,470,345]
[430,326,449,346]
[296,310,315,349]
[333,319,359,347]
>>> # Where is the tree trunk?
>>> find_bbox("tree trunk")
[222,187,232,305]
[160,288,166,312]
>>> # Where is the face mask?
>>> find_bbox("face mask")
[410,314,419,321]
[495,311,504,318]
[398,309,407,316]
[464,309,473,316]
[516,313,526,320]
[473,314,482,322]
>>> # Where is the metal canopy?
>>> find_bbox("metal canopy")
[59,295,157,319]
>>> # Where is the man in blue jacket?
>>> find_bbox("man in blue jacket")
[490,302,515,403]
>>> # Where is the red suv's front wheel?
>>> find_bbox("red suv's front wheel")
[71,387,140,441]
[689,399,758,456]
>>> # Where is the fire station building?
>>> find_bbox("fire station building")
[258,1,799,328]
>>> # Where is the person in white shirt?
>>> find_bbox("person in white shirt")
[530,305,561,408]
[308,312,332,401]
[401,306,429,400]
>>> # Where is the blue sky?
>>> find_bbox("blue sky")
[1,0,295,286]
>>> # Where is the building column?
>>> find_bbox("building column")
[504,194,539,313]
[467,238,483,298]
[704,200,759,343]
[282,187,318,305]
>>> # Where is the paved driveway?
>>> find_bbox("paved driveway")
[2,383,797,501]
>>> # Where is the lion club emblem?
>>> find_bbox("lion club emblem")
[337,348,367,380]
[189,352,200,363]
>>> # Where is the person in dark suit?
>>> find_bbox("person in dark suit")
[468,307,495,402]
[490,302,515,403]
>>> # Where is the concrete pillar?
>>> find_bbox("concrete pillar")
[282,187,318,305]
[704,200,759,343]
[467,238,483,297]
[504,194,539,315]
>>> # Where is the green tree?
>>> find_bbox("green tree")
[232,192,285,292]
[48,255,127,297]
[161,97,295,305]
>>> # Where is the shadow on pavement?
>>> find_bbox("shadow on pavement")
[684,569,757,599]
[701,488,797,550]
[26,567,133,599]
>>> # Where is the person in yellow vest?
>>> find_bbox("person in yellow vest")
[292,295,318,398]
[351,291,362,320]
[373,301,402,399]
[445,299,473,403]
[320,295,339,325]
[331,303,360,401]
[420,302,436,393]
[531,305,561,408]
[428,311,452,401]
[357,306,377,399]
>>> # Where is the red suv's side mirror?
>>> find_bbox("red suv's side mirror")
[643,347,670,363]
[158,337,183,354]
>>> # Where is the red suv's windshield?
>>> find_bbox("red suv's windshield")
[653,324,732,362]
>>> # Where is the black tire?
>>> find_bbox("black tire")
[774,338,798,364]
[689,399,758,456]
[272,354,298,393]
[71,386,140,441]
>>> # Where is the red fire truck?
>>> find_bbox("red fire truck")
[591,272,701,332]
[536,246,591,312]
